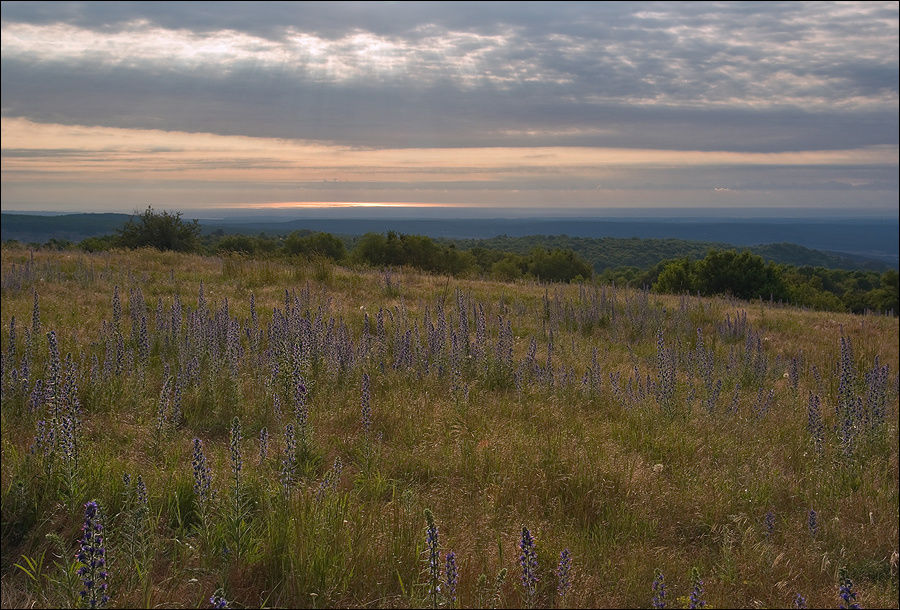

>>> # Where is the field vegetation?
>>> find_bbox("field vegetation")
[6,208,897,316]
[0,241,898,608]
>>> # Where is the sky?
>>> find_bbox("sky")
[1,1,898,216]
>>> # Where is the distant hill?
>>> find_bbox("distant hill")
[202,216,899,264]
[445,234,895,273]
[2,212,895,272]
[1,212,132,244]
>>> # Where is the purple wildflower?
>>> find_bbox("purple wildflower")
[76,501,109,608]
[209,591,228,609]
[794,593,807,609]
[315,457,343,504]
[689,567,705,608]
[424,509,440,609]
[192,438,212,512]
[230,417,242,482]
[556,548,572,599]
[112,286,121,333]
[519,525,538,607]
[838,569,860,609]
[361,372,371,434]
[280,423,297,493]
[135,475,148,508]
[445,551,458,606]
[258,427,269,461]
[32,288,41,337]
[764,510,775,537]
[808,508,818,537]
[807,393,824,454]
[651,569,666,609]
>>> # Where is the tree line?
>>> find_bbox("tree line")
[16,207,899,315]
[72,207,593,284]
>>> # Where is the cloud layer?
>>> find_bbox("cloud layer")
[1,1,897,211]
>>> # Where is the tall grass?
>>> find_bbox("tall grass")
[1,244,897,608]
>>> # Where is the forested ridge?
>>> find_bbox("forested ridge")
[4,208,897,315]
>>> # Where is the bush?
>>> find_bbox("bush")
[527,247,593,283]
[79,235,117,252]
[351,232,475,276]
[284,231,346,261]
[491,254,526,281]
[216,234,258,255]
[653,258,696,294]
[116,206,201,252]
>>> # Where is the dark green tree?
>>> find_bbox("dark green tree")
[116,206,201,252]
[216,234,258,255]
[527,248,593,283]
[653,258,697,293]
[283,231,346,260]
[695,250,787,301]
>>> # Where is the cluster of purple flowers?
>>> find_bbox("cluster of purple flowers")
[209,591,228,608]
[292,360,309,444]
[651,569,666,609]
[807,393,825,453]
[192,438,212,512]
[863,357,889,430]
[556,548,572,600]
[655,330,677,413]
[424,509,440,609]
[315,456,343,504]
[361,372,371,434]
[230,416,243,483]
[155,376,171,445]
[752,387,775,420]
[280,423,297,493]
[764,510,775,537]
[445,551,458,606]
[689,567,705,609]
[519,525,538,607]
[838,569,860,609]
[76,501,109,608]
[258,427,269,461]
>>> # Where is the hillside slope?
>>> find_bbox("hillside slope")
[1,244,897,608]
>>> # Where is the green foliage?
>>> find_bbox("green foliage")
[284,231,347,261]
[450,234,894,273]
[116,206,201,252]
[216,234,259,255]
[78,235,117,252]
[647,250,898,314]
[656,250,782,298]
[352,231,475,276]
[694,250,787,301]
[490,253,528,281]
[527,247,593,283]
[653,258,697,294]
[46,214,897,305]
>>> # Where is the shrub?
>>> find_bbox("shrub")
[116,206,201,252]
[283,231,346,261]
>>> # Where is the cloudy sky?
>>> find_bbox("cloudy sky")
[1,1,897,215]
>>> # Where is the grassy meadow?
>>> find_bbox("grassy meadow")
[1,244,897,608]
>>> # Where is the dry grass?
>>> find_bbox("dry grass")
[1,244,897,608]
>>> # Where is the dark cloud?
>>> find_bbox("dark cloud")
[1,1,897,210]
[2,56,897,152]
[0,2,648,40]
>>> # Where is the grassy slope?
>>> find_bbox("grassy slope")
[1,246,897,609]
